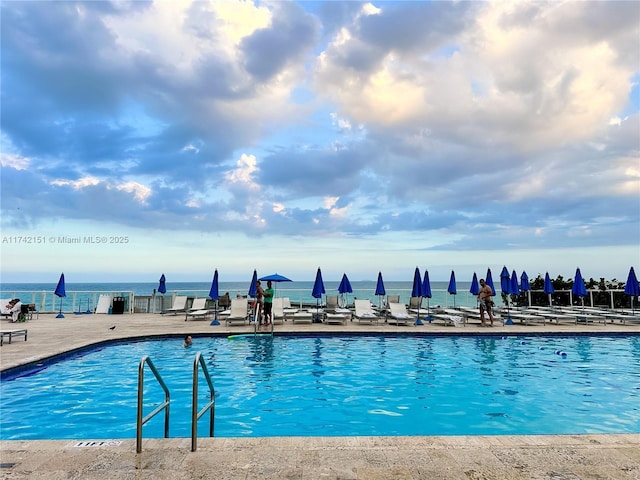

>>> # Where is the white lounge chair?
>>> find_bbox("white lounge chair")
[388,302,412,325]
[95,294,112,314]
[165,296,187,315]
[353,299,380,324]
[386,295,400,308]
[226,298,249,326]
[185,298,210,321]
[272,298,285,325]
[325,295,339,312]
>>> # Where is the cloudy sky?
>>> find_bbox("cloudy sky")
[1,0,639,284]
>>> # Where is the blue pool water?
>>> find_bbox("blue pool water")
[1,334,639,440]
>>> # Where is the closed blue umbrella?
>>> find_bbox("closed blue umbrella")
[544,272,555,306]
[510,270,520,296]
[422,270,432,299]
[485,268,496,296]
[470,273,480,295]
[311,268,325,323]
[500,266,511,295]
[312,268,325,299]
[248,270,258,323]
[412,267,424,325]
[572,268,587,309]
[375,272,386,309]
[447,270,457,308]
[54,273,66,318]
[510,270,520,324]
[520,270,531,307]
[338,273,352,294]
[520,271,530,291]
[624,266,639,313]
[156,274,167,314]
[158,274,167,294]
[338,273,352,308]
[209,270,220,325]
[248,270,258,298]
[500,266,513,324]
[422,270,433,322]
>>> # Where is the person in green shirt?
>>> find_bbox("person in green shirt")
[263,281,274,325]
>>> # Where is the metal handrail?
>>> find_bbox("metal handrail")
[136,355,170,453]
[191,351,215,452]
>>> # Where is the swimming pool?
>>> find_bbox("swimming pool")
[1,334,638,440]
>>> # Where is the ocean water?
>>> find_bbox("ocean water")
[0,280,479,312]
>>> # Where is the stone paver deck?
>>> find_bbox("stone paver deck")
[1,312,639,479]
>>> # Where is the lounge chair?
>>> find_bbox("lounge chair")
[95,294,112,314]
[388,302,412,325]
[0,329,28,346]
[226,298,249,326]
[165,296,187,315]
[325,295,339,313]
[409,296,422,310]
[185,298,211,321]
[386,295,400,307]
[353,299,380,324]
[272,298,285,325]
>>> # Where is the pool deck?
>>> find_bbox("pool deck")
[1,313,639,479]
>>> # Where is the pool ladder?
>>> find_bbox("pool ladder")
[136,352,215,453]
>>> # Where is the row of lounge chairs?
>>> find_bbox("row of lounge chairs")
[162,293,640,327]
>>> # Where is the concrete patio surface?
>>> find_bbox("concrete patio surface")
[1,312,639,479]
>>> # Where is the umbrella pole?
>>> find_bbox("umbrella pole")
[210,300,220,326]
[56,298,64,318]
[505,298,514,325]
[415,298,423,326]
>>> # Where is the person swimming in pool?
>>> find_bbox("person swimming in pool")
[183,335,193,347]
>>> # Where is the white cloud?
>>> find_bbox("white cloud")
[116,181,152,203]
[1,152,30,170]
[51,177,100,189]
[225,153,260,190]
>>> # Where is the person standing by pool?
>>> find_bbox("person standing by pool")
[478,279,494,327]
[263,281,274,325]
[255,280,265,324]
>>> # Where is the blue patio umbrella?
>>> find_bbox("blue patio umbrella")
[485,268,496,296]
[447,270,457,307]
[520,270,531,307]
[412,267,424,325]
[544,272,555,306]
[422,270,433,322]
[248,270,258,322]
[510,270,520,323]
[624,266,639,313]
[311,268,325,323]
[500,266,514,324]
[338,273,353,308]
[209,270,220,325]
[375,272,386,309]
[470,273,480,295]
[510,270,520,296]
[248,270,258,298]
[54,273,66,318]
[156,273,167,314]
[258,273,293,300]
[572,268,587,309]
